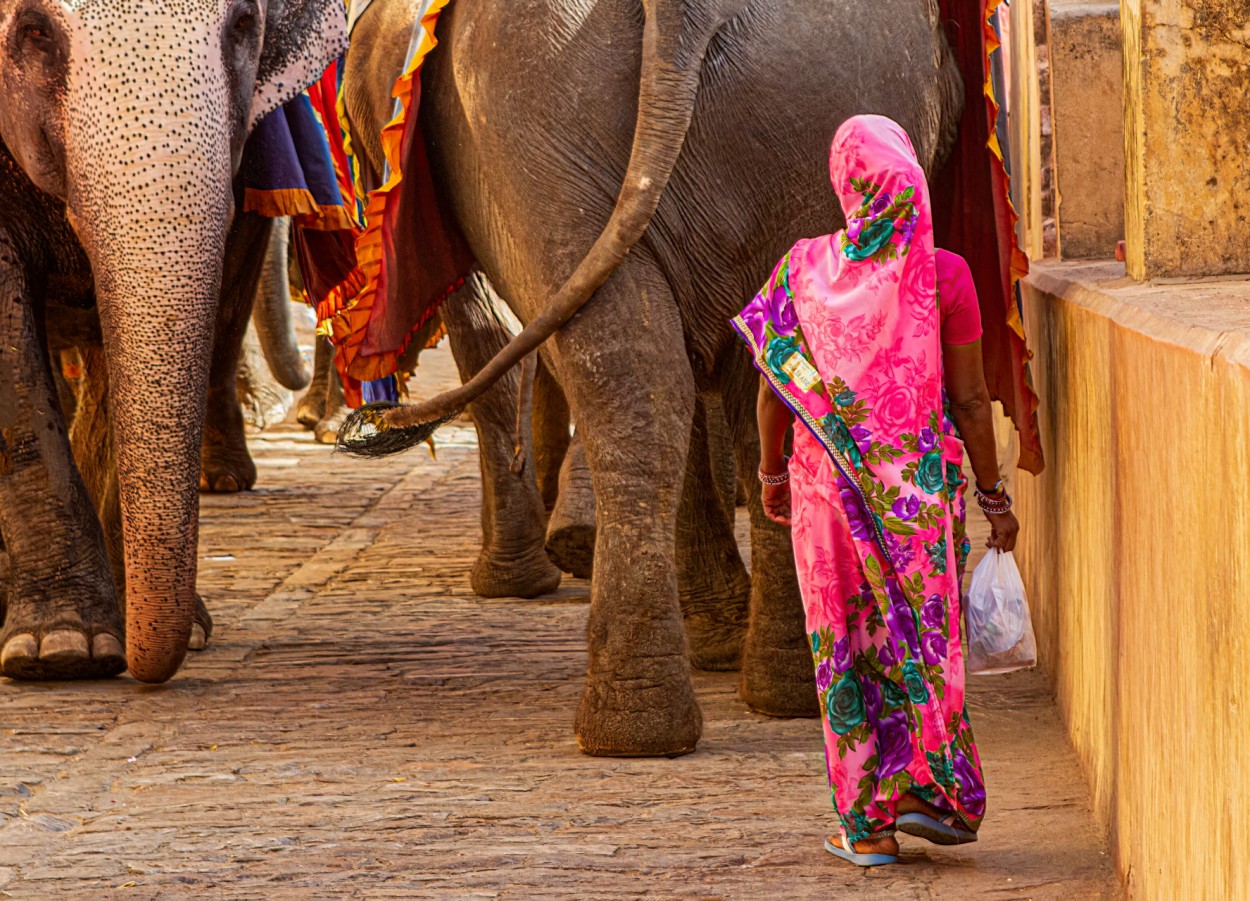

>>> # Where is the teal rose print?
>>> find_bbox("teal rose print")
[882,678,908,710]
[827,671,866,735]
[926,537,948,574]
[926,749,955,787]
[902,660,930,704]
[765,335,800,384]
[915,451,945,494]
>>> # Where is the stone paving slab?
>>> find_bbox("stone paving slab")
[0,349,1120,899]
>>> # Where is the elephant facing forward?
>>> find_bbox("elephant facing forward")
[0,0,347,682]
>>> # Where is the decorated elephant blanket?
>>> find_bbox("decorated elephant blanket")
[239,0,467,407]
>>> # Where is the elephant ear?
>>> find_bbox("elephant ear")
[250,0,349,127]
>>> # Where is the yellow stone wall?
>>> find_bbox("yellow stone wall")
[1121,0,1250,279]
[1016,261,1250,900]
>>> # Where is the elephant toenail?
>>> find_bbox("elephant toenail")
[92,634,125,663]
[188,624,207,651]
[39,631,89,660]
[1,634,38,667]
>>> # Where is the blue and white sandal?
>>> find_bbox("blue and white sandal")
[896,811,978,845]
[823,832,898,867]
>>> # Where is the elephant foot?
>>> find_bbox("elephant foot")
[684,619,746,672]
[1,590,125,681]
[544,523,595,579]
[738,637,820,718]
[471,550,562,600]
[188,596,214,651]
[296,389,326,430]
[200,442,257,494]
[313,405,349,446]
[574,663,703,758]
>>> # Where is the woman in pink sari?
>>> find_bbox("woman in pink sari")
[732,115,1019,867]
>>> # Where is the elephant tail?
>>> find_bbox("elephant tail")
[338,0,748,456]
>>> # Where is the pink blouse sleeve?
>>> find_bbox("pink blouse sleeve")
[936,249,983,346]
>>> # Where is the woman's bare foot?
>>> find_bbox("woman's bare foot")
[834,832,900,856]
[897,792,947,820]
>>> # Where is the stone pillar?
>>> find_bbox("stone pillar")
[1048,1,1124,260]
[1121,0,1250,280]
[1008,0,1046,261]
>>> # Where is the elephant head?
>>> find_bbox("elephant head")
[0,0,347,682]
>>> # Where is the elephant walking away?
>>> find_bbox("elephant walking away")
[342,0,964,756]
[0,0,348,682]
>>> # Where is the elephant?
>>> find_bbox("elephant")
[342,0,964,756]
[236,218,315,434]
[0,0,349,682]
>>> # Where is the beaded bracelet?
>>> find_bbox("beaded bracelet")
[759,457,790,485]
[974,481,1013,515]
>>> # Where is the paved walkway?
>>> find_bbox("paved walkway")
[0,349,1120,899]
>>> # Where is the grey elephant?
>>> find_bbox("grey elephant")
[341,0,964,756]
[0,0,348,682]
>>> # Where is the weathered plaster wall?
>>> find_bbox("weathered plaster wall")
[1121,0,1250,278]
[1016,260,1250,899]
[1048,2,1124,259]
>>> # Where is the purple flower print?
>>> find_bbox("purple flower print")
[883,532,914,571]
[921,630,948,666]
[847,218,864,244]
[815,658,835,693]
[862,678,883,725]
[840,485,874,541]
[897,210,918,245]
[832,635,852,674]
[869,191,893,217]
[953,749,986,818]
[765,279,799,336]
[892,494,921,521]
[849,424,873,454]
[920,593,946,630]
[877,640,897,668]
[875,711,914,779]
[885,585,922,658]
[918,426,938,454]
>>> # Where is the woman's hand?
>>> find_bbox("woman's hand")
[762,479,792,526]
[985,509,1019,552]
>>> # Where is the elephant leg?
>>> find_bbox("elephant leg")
[703,392,741,518]
[296,334,334,429]
[442,276,561,599]
[563,259,701,757]
[531,355,570,512]
[236,322,295,432]
[544,432,595,580]
[312,341,350,445]
[676,393,751,671]
[201,213,273,493]
[0,254,125,679]
[719,352,819,717]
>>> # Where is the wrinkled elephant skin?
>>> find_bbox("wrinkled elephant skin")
[0,0,347,682]
[345,1,963,755]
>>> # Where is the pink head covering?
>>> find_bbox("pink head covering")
[790,114,942,444]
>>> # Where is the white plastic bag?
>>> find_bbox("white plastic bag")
[965,550,1036,675]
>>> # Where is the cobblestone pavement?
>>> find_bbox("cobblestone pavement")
[0,349,1120,899]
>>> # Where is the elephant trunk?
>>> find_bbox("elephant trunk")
[345,0,750,451]
[252,219,311,391]
[64,19,236,683]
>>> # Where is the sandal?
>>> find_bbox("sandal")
[823,832,898,867]
[895,811,978,846]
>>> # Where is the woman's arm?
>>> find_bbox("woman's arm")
[757,378,794,524]
[942,339,1019,551]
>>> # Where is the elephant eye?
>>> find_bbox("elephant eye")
[234,12,257,33]
[16,13,57,58]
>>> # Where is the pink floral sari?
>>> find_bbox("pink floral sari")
[732,116,985,844]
